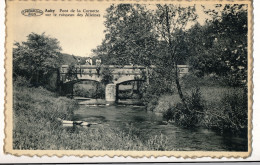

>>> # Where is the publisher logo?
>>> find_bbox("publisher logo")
[21,9,43,16]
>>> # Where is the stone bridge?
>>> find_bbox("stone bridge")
[59,65,189,103]
[60,65,147,85]
[59,65,147,103]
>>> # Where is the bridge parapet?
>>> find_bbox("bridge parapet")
[60,65,146,72]
[60,65,147,84]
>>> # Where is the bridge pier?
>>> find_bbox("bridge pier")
[105,84,116,104]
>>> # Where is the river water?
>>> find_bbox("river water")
[72,100,247,151]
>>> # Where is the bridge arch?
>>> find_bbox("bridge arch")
[114,79,145,104]
[114,75,145,85]
[60,79,103,98]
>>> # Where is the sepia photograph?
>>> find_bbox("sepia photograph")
[4,0,252,157]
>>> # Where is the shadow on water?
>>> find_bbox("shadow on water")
[70,99,248,151]
[132,116,146,122]
[73,115,107,123]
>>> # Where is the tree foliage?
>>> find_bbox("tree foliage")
[154,4,197,111]
[92,4,158,66]
[92,4,248,117]
[188,4,248,86]
[13,33,62,85]
[100,66,114,85]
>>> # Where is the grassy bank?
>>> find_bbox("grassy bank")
[152,75,248,137]
[13,85,168,150]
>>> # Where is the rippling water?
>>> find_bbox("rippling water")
[72,102,247,151]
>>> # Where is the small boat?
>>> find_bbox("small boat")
[57,118,98,127]
[57,118,73,124]
[81,122,90,126]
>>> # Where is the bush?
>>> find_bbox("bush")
[146,96,159,111]
[187,87,204,114]
[208,87,247,135]
[154,94,180,113]
[218,73,247,87]
[140,79,175,112]
[13,76,30,87]
[162,87,205,127]
[64,64,79,81]
[162,106,175,121]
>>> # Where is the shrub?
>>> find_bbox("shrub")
[65,64,78,81]
[209,87,248,135]
[13,76,30,87]
[162,106,175,121]
[146,96,159,111]
[140,80,174,112]
[187,87,204,114]
[154,94,180,113]
[162,87,205,127]
[218,73,247,87]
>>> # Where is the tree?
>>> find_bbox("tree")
[92,4,158,66]
[154,5,197,111]
[186,23,217,77]
[188,4,248,86]
[13,33,62,85]
[100,66,114,85]
[95,4,198,112]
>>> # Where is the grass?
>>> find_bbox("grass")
[153,74,248,136]
[13,85,168,150]
[155,75,245,114]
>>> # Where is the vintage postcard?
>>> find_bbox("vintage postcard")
[4,0,253,158]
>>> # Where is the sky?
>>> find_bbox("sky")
[10,2,212,57]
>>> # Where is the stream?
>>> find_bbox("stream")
[72,99,247,151]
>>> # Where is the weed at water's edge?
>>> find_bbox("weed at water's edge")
[161,87,205,128]
[204,88,247,136]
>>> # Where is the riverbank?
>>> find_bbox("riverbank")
[152,75,248,137]
[13,85,168,150]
